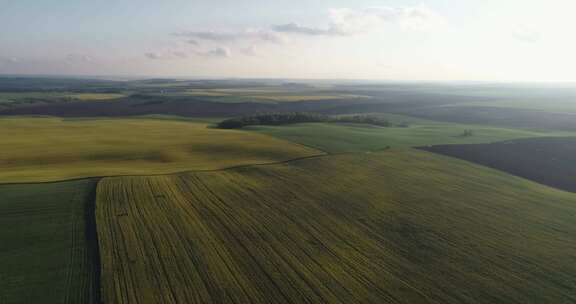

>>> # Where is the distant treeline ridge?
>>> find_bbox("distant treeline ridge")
[216,112,409,129]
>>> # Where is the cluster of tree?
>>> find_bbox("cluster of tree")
[461,129,474,137]
[216,112,409,129]
[336,115,409,127]
[217,112,329,129]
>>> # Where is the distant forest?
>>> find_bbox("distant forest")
[216,112,409,129]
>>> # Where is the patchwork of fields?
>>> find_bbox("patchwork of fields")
[96,150,576,303]
[421,137,576,192]
[0,118,321,183]
[148,87,370,103]
[3,79,576,303]
[249,119,572,152]
[0,180,99,304]
[0,92,126,104]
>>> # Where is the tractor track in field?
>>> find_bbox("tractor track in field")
[84,179,103,304]
[92,149,576,303]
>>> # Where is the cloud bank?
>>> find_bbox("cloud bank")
[512,28,541,43]
[65,53,94,63]
[152,5,444,61]
[273,5,445,37]
[173,29,283,44]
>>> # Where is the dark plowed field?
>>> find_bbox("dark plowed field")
[420,137,576,192]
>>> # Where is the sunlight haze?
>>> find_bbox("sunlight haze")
[1,0,574,81]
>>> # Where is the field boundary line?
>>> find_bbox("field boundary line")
[0,150,375,186]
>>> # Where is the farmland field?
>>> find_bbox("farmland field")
[0,92,126,103]
[454,99,576,113]
[248,117,572,152]
[66,93,127,101]
[0,117,321,183]
[399,105,576,131]
[421,137,576,192]
[3,77,576,303]
[0,180,99,304]
[96,150,576,303]
[159,87,370,103]
[203,94,366,103]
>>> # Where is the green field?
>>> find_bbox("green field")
[149,87,369,103]
[0,180,99,304]
[0,118,320,183]
[96,150,576,303]
[455,99,576,113]
[3,78,576,303]
[66,93,127,101]
[248,118,571,152]
[0,92,126,103]
[0,92,67,103]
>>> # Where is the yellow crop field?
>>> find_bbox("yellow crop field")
[0,118,320,183]
[0,92,126,101]
[96,149,576,303]
[67,93,127,100]
[183,88,369,102]
[248,94,369,102]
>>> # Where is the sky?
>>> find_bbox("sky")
[1,0,575,81]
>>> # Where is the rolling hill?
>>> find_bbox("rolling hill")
[96,149,576,303]
[0,117,321,183]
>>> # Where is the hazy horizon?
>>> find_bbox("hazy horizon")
[2,0,575,82]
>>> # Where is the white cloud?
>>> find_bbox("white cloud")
[274,5,446,36]
[241,45,258,57]
[144,52,165,60]
[512,28,541,43]
[166,5,444,61]
[273,22,343,36]
[0,57,20,70]
[172,51,189,59]
[0,57,20,64]
[144,52,187,60]
[174,29,283,44]
[145,47,230,60]
[195,47,230,58]
[66,53,94,63]
[169,4,445,65]
[174,31,238,41]
[331,5,447,33]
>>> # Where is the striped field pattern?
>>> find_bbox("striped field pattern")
[0,180,100,304]
[96,149,576,303]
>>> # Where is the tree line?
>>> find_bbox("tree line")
[216,112,409,129]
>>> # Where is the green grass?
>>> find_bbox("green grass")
[0,179,99,304]
[0,117,321,183]
[248,116,574,152]
[96,149,576,303]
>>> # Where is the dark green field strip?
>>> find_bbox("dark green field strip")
[97,149,576,303]
[0,180,100,304]
[248,121,570,153]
